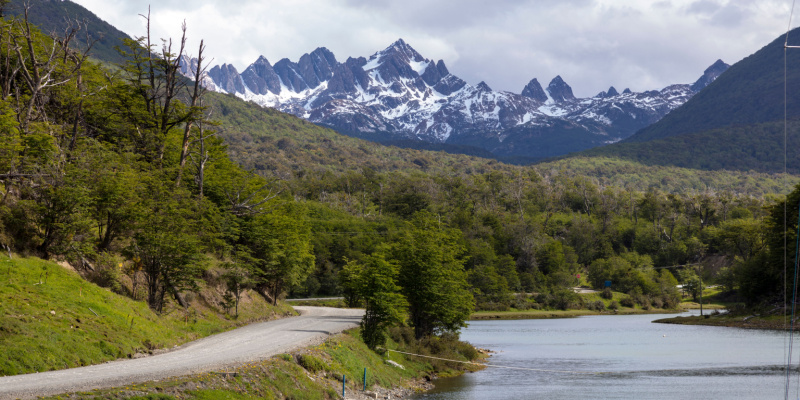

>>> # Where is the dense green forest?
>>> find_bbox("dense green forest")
[1,3,799,355]
[575,120,800,174]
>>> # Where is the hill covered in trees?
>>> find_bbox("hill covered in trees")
[5,0,131,64]
[561,26,800,174]
[627,26,800,143]
[1,2,799,378]
[573,120,800,174]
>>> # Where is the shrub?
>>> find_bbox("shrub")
[661,294,680,309]
[620,296,635,308]
[608,301,620,310]
[651,297,664,309]
[298,354,327,373]
[85,252,124,294]
[588,300,605,311]
[545,288,583,310]
[512,294,533,310]
[476,301,510,312]
[601,287,613,300]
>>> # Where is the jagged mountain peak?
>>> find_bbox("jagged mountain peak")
[368,38,427,67]
[547,75,575,103]
[387,38,422,58]
[521,78,547,103]
[209,63,245,94]
[436,60,450,76]
[691,59,729,92]
[197,40,715,161]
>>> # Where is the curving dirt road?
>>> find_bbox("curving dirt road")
[0,306,364,400]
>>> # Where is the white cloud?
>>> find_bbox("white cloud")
[72,0,792,97]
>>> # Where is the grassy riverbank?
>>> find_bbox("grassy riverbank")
[653,313,795,330]
[41,328,483,400]
[470,307,683,320]
[0,256,294,376]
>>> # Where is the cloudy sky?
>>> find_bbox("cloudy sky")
[71,0,794,97]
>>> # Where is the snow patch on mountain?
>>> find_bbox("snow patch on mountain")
[180,40,729,159]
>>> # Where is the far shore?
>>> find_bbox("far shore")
[469,301,727,320]
[654,312,800,330]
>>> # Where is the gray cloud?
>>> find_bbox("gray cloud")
[72,0,790,98]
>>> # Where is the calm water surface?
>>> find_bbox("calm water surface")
[413,311,793,399]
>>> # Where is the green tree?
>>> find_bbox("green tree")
[126,177,204,312]
[349,250,407,350]
[395,212,474,339]
[338,258,363,308]
[742,183,800,303]
[244,203,315,305]
[222,259,253,317]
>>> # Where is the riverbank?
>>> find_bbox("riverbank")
[40,328,482,399]
[470,307,684,320]
[654,312,800,330]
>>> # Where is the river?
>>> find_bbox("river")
[412,311,794,399]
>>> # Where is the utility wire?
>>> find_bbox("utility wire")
[787,2,799,398]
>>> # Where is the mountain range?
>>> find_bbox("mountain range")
[14,0,795,174]
[182,40,728,162]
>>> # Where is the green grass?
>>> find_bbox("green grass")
[470,308,680,320]
[0,256,293,376]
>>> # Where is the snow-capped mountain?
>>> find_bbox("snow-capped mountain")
[185,39,728,161]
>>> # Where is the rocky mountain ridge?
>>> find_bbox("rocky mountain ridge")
[182,39,728,161]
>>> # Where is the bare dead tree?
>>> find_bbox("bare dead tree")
[128,8,191,164]
[188,100,217,200]
[176,32,207,187]
[63,18,101,154]
[11,5,73,133]
[224,178,284,216]
[0,19,21,100]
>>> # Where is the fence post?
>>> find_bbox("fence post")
[342,375,346,398]
[363,367,367,391]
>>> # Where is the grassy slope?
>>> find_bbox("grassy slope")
[0,256,293,376]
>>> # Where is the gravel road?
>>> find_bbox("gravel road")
[0,306,364,400]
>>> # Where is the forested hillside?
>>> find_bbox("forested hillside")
[1,3,798,375]
[5,0,130,64]
[570,26,800,174]
[628,26,800,143]
[574,120,800,174]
